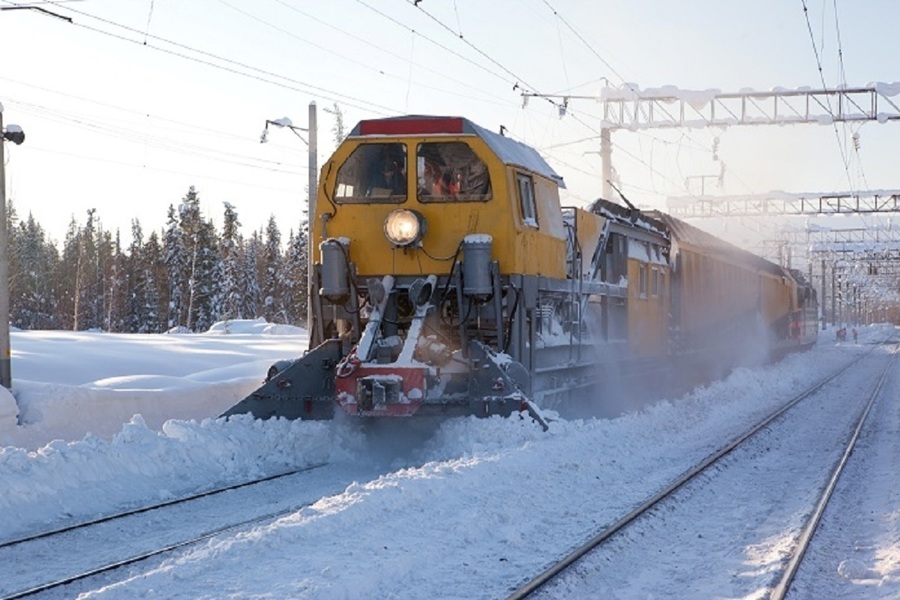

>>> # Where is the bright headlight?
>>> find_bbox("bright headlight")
[384,209,426,247]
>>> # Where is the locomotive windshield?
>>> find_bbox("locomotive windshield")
[416,142,491,202]
[334,141,491,204]
[334,143,408,203]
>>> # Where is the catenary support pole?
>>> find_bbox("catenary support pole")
[307,101,317,330]
[600,127,611,200]
[820,259,826,330]
[0,108,11,389]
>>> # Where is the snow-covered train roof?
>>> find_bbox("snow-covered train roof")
[589,197,667,237]
[646,209,789,277]
[589,198,788,277]
[348,116,566,188]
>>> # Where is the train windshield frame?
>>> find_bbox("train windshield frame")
[415,142,492,203]
[334,142,409,204]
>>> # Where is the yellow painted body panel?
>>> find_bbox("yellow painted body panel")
[571,207,606,264]
[677,247,795,334]
[626,258,669,358]
[760,273,794,323]
[314,135,567,279]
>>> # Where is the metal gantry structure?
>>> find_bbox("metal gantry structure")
[759,221,900,327]
[522,85,900,325]
[666,191,900,219]
[598,84,900,205]
[595,84,900,326]
[600,85,900,131]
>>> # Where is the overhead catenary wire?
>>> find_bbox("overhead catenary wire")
[406,0,539,93]
[7,0,867,237]
[27,0,399,115]
[0,76,259,145]
[529,0,738,201]
[399,0,670,192]
[40,0,705,205]
[830,0,869,192]
[4,96,305,174]
[25,144,306,191]
[800,0,854,192]
[354,0,514,87]
[526,0,787,242]
[540,0,859,212]
[218,0,515,109]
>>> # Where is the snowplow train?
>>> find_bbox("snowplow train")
[221,115,818,425]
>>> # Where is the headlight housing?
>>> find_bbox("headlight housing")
[384,209,426,247]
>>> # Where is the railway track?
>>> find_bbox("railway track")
[769,346,893,599]
[0,461,375,600]
[0,465,321,551]
[509,339,896,599]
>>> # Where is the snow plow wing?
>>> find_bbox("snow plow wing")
[220,339,342,420]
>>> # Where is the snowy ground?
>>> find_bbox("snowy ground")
[1,321,898,599]
[0,319,307,450]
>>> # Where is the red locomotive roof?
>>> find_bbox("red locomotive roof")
[356,117,465,136]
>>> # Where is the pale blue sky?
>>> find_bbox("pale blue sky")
[0,0,896,245]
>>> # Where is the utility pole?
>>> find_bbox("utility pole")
[0,104,25,390]
[820,260,827,330]
[600,128,611,201]
[307,102,317,330]
[261,101,317,328]
[0,108,8,390]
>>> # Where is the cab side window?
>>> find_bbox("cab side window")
[516,173,538,227]
[416,142,491,202]
[335,143,407,203]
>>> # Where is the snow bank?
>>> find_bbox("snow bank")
[0,387,17,433]
[0,414,364,541]
[0,322,309,449]
[205,317,305,336]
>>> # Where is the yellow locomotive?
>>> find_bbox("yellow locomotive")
[223,116,817,424]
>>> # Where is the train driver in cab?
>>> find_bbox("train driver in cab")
[367,148,407,197]
[432,170,460,196]
[380,157,407,196]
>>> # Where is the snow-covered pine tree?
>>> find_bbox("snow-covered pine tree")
[143,230,164,333]
[11,211,60,330]
[220,202,244,321]
[126,220,149,333]
[262,215,283,323]
[240,230,262,321]
[189,218,223,332]
[103,229,128,332]
[163,203,188,331]
[284,224,309,325]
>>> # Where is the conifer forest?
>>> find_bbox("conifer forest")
[9,186,309,333]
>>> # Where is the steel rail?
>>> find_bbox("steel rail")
[507,341,887,599]
[769,348,895,599]
[0,464,327,600]
[0,463,326,550]
[2,499,319,600]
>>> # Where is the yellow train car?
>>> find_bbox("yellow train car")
[646,210,817,370]
[224,116,817,425]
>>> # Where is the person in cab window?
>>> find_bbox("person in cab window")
[370,157,407,196]
[383,159,406,195]
[432,170,459,196]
